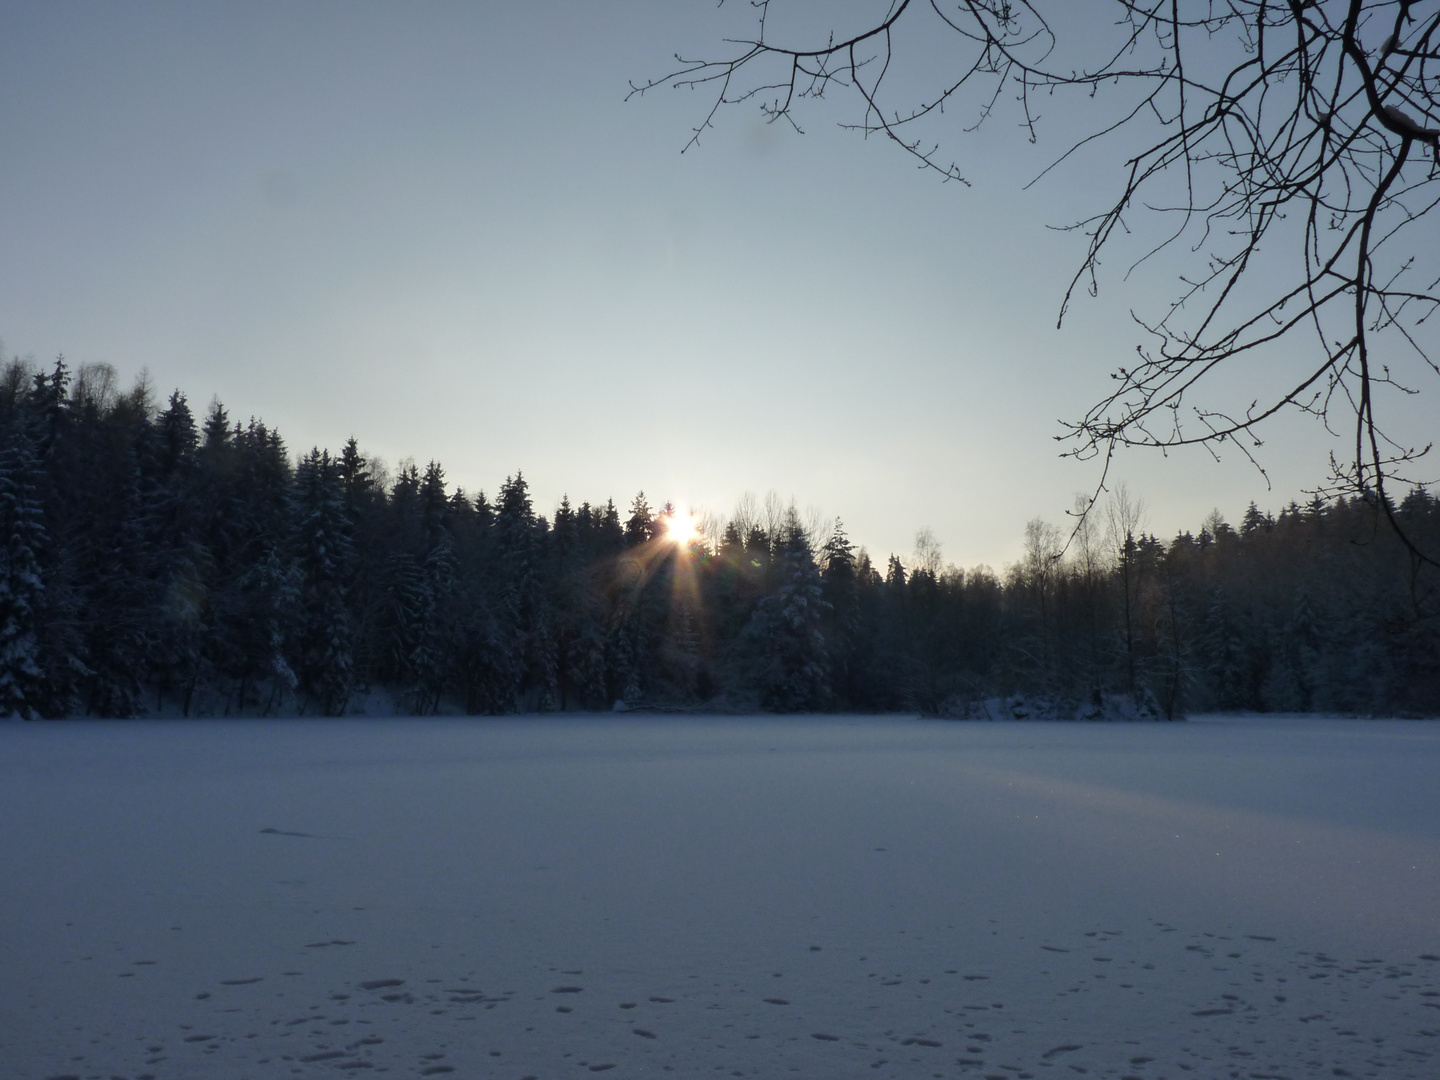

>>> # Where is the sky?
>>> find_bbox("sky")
[2,1,1431,569]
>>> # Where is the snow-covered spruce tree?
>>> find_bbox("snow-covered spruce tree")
[493,472,557,710]
[179,399,243,709]
[903,557,954,715]
[209,417,298,713]
[19,359,90,717]
[234,545,299,714]
[705,522,747,648]
[819,518,862,706]
[378,549,425,695]
[451,585,515,715]
[742,513,831,711]
[546,496,610,710]
[442,484,516,715]
[292,448,354,716]
[147,391,208,714]
[334,437,389,693]
[0,434,47,718]
[606,494,685,705]
[1150,541,1191,721]
[374,463,425,702]
[861,554,908,709]
[67,374,155,717]
[1196,586,1256,712]
[371,460,463,714]
[408,533,456,715]
[411,461,463,713]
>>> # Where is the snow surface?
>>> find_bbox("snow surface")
[2,714,1438,1079]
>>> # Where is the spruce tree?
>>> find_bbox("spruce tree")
[820,518,860,705]
[742,514,831,711]
[494,473,555,709]
[293,449,355,715]
[0,436,47,718]
[625,492,654,547]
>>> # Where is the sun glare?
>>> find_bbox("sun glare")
[666,513,699,546]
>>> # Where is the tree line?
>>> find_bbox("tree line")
[1,358,1436,719]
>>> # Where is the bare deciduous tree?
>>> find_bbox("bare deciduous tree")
[913,526,944,577]
[1105,482,1149,692]
[633,1,1440,547]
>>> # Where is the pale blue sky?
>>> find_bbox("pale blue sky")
[1,1,1417,568]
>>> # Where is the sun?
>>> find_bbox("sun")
[666,512,699,546]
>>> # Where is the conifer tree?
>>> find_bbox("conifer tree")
[625,492,654,547]
[70,387,153,717]
[742,513,830,711]
[0,435,47,718]
[293,449,354,715]
[493,473,554,709]
[820,518,861,705]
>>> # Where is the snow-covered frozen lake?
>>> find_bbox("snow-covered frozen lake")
[3,714,1438,1079]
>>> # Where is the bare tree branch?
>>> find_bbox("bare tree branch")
[634,1,1440,563]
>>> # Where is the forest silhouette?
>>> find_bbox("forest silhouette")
[1,358,1436,720]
